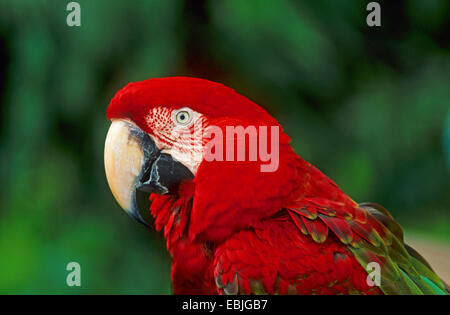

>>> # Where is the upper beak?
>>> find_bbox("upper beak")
[104,119,194,226]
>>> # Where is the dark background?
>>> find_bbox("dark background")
[0,0,449,293]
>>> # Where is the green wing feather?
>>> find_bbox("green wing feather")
[289,199,448,295]
[353,203,448,295]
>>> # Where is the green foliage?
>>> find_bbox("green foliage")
[0,0,448,293]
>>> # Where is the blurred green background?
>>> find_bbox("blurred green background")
[0,0,449,293]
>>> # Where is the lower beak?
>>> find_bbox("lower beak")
[104,119,193,226]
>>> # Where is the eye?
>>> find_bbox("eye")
[174,110,192,125]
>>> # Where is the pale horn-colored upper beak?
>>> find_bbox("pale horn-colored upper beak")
[104,118,194,226]
[104,119,157,225]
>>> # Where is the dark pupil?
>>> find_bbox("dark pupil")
[179,114,185,120]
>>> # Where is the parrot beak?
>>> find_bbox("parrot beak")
[104,119,194,226]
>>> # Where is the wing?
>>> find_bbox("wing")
[287,198,448,295]
[213,215,383,295]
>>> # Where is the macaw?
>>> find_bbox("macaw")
[104,76,448,295]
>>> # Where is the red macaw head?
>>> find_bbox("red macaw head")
[104,77,302,241]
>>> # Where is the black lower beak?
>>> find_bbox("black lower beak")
[131,139,194,226]
[137,153,194,195]
[105,119,194,227]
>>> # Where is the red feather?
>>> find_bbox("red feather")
[105,77,438,295]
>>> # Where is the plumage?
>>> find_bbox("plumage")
[105,77,448,295]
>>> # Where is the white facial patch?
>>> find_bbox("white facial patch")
[146,106,208,175]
